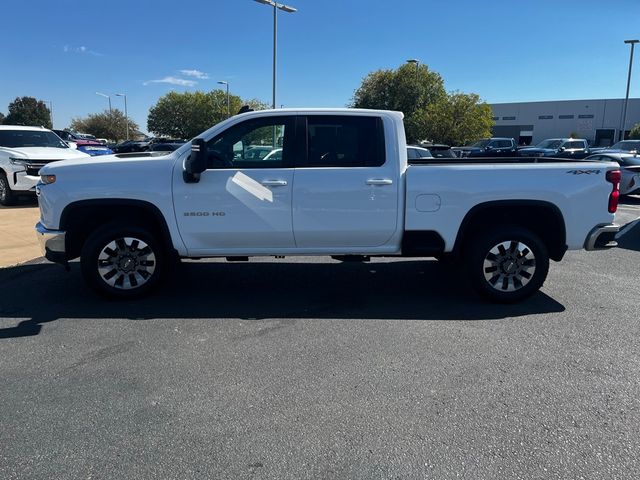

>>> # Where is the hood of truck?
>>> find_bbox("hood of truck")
[519,147,554,155]
[41,152,174,171]
[1,146,91,160]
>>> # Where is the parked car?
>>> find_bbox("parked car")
[243,146,275,160]
[420,144,457,159]
[112,140,151,154]
[518,138,590,159]
[584,152,640,196]
[455,138,517,158]
[591,139,640,155]
[52,130,113,156]
[0,126,90,205]
[407,145,433,161]
[36,108,621,303]
[262,148,283,161]
[150,142,186,153]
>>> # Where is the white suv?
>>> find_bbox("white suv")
[0,125,90,205]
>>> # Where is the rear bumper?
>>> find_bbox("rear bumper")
[584,224,619,251]
[35,222,67,264]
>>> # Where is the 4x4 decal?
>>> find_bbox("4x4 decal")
[566,169,601,175]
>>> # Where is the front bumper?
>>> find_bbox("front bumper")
[35,222,67,264]
[584,224,619,251]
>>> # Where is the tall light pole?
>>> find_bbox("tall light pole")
[253,0,297,109]
[44,100,53,127]
[218,81,230,117]
[96,92,112,114]
[115,93,129,140]
[620,39,639,142]
[407,58,420,81]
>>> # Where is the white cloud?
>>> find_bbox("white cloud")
[143,76,198,87]
[179,69,210,79]
[63,45,103,56]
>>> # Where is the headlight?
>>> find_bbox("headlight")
[40,174,56,184]
[9,157,28,165]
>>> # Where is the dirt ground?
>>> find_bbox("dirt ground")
[0,199,41,268]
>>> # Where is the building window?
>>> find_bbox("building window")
[491,116,499,121]
[502,116,516,120]
[559,115,574,119]
[578,114,594,119]
[538,115,553,120]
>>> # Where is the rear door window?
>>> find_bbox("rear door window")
[300,115,385,167]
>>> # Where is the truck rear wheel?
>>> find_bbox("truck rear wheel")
[80,222,165,298]
[466,226,549,303]
[0,173,17,206]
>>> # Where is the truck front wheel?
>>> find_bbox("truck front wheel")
[466,226,549,303]
[80,223,166,298]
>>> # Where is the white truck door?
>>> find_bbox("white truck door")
[173,116,296,254]
[292,115,399,248]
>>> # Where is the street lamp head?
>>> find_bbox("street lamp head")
[253,0,296,12]
[624,39,640,44]
[406,59,419,64]
[115,93,126,97]
[95,92,110,98]
[217,81,228,85]
[278,4,297,12]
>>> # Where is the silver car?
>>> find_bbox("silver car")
[584,152,640,195]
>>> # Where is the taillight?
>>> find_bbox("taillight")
[606,170,621,213]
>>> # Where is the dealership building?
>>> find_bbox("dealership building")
[490,98,640,146]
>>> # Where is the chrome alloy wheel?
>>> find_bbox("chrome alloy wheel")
[97,237,156,290]
[482,240,536,292]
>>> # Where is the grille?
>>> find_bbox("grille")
[24,159,59,176]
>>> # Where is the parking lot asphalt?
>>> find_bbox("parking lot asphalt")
[0,200,639,479]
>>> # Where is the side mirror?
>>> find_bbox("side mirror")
[559,146,566,152]
[184,138,207,183]
[485,145,493,151]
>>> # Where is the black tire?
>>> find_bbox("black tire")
[0,173,17,206]
[465,226,549,303]
[80,222,166,299]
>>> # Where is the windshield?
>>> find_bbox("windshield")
[610,140,640,152]
[470,139,490,148]
[535,139,563,149]
[0,130,69,149]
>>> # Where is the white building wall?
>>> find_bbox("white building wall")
[490,99,640,146]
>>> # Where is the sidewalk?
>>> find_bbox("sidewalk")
[0,203,42,268]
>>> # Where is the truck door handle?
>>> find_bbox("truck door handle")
[366,178,393,185]
[261,179,288,187]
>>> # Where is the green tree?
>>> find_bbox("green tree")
[629,123,640,140]
[0,112,5,124]
[5,96,52,128]
[70,109,139,142]
[147,90,267,139]
[423,92,494,146]
[351,63,494,145]
[351,63,447,143]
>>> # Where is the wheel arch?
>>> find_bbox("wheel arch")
[453,200,567,261]
[60,198,177,260]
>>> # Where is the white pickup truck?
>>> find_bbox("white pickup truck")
[35,108,622,302]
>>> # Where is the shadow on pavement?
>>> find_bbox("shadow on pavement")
[0,259,566,339]
[616,219,640,252]
[0,197,38,209]
[620,195,640,206]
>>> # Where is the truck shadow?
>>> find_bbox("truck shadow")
[0,259,566,339]
[616,219,640,252]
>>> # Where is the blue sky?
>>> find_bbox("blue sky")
[1,0,639,134]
